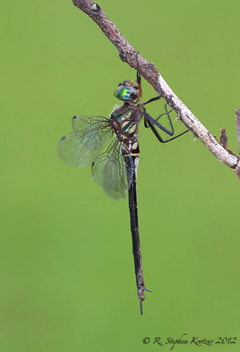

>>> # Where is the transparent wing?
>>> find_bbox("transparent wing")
[92,140,134,200]
[58,116,112,168]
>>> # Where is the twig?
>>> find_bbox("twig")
[72,0,239,170]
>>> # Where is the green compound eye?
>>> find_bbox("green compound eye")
[114,86,137,101]
[119,87,128,99]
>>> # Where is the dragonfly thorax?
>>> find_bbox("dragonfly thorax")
[110,103,145,140]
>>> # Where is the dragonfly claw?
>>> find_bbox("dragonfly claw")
[140,300,143,315]
[144,286,152,292]
[138,286,151,315]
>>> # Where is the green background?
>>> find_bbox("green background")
[1,0,240,351]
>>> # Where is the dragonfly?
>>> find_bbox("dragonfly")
[58,53,188,314]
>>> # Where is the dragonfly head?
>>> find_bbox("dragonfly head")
[114,80,142,104]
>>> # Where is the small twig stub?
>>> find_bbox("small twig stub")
[220,129,228,149]
[235,109,240,155]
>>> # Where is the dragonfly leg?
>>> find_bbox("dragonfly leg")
[142,79,162,106]
[144,103,174,135]
[136,53,162,105]
[144,105,188,143]
[136,51,142,99]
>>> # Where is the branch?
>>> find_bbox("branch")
[72,0,239,170]
[234,110,240,179]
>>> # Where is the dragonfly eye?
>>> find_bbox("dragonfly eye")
[114,85,138,102]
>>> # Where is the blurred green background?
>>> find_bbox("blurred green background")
[1,0,240,351]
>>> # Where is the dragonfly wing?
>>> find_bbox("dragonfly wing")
[72,115,108,133]
[58,116,112,168]
[92,140,134,200]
